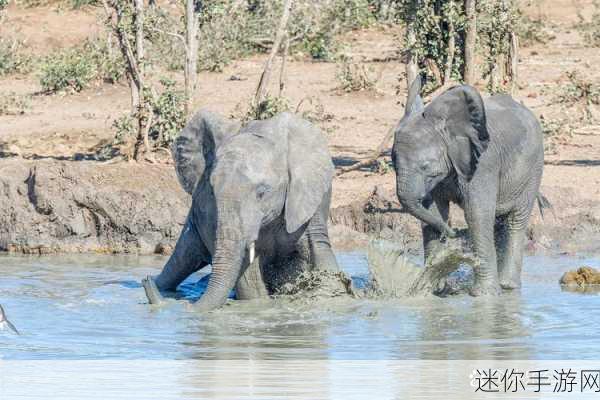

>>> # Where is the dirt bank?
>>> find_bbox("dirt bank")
[0,156,599,256]
[0,158,189,254]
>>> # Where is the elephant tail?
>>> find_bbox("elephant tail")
[536,193,554,220]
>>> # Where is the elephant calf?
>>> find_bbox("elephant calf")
[143,110,339,311]
[392,77,545,296]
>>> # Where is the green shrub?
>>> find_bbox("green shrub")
[148,78,186,147]
[0,0,8,10]
[40,48,96,93]
[112,78,186,149]
[553,71,600,107]
[39,39,125,93]
[71,0,97,8]
[576,0,600,47]
[82,39,125,84]
[247,95,290,121]
[0,38,32,76]
[516,14,555,47]
[300,31,341,61]
[335,58,377,92]
[0,92,31,116]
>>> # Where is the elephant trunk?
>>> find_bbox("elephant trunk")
[194,234,245,311]
[396,172,455,238]
[194,197,251,311]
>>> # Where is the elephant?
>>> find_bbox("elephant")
[142,110,339,311]
[391,77,545,296]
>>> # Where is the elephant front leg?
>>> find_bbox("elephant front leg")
[464,194,501,296]
[235,255,269,300]
[144,217,210,305]
[422,197,450,265]
[305,189,340,272]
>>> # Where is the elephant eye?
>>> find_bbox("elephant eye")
[256,184,271,200]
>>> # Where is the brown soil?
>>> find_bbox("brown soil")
[1,0,600,254]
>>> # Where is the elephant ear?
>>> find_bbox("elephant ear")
[426,85,489,181]
[404,74,425,117]
[280,113,334,233]
[173,109,240,194]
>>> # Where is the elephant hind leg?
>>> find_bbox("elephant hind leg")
[498,208,532,290]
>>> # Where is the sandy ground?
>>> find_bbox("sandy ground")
[1,0,599,253]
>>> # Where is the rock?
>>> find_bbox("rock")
[560,266,600,286]
[0,159,190,254]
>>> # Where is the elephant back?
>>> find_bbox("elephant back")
[173,110,241,195]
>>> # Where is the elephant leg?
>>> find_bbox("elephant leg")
[422,197,450,265]
[498,208,531,290]
[494,215,509,278]
[235,255,269,300]
[153,217,210,291]
[305,189,339,272]
[464,193,501,296]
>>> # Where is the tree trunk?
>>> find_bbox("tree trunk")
[184,0,199,116]
[133,0,149,161]
[508,31,519,94]
[463,0,477,85]
[254,0,293,109]
[405,30,418,88]
[443,1,456,85]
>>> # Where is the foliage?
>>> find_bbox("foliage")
[477,0,519,92]
[336,58,377,92]
[148,78,187,147]
[396,0,466,86]
[575,0,600,47]
[82,39,126,84]
[515,13,554,47]
[553,71,600,107]
[71,0,97,8]
[0,38,32,76]
[39,39,125,93]
[0,92,31,116]
[112,78,186,149]
[247,95,290,121]
[300,31,341,61]
[40,48,96,93]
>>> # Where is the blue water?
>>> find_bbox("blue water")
[0,252,599,360]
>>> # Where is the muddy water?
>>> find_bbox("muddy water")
[0,253,599,361]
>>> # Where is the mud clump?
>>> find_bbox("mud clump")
[274,270,356,300]
[560,266,600,287]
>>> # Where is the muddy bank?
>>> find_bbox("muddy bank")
[330,184,600,255]
[0,158,190,254]
[0,158,598,255]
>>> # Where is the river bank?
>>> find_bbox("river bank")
[0,156,598,256]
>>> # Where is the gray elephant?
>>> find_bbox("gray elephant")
[142,110,339,311]
[392,77,545,296]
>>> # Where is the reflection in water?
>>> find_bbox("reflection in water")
[0,252,599,361]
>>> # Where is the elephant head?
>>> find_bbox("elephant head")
[173,110,334,310]
[392,77,490,237]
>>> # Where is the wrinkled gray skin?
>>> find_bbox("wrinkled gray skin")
[392,78,544,296]
[143,110,339,311]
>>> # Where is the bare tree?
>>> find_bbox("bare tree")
[254,0,293,109]
[184,0,199,115]
[404,1,419,89]
[463,0,477,85]
[101,0,150,161]
[443,1,456,85]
